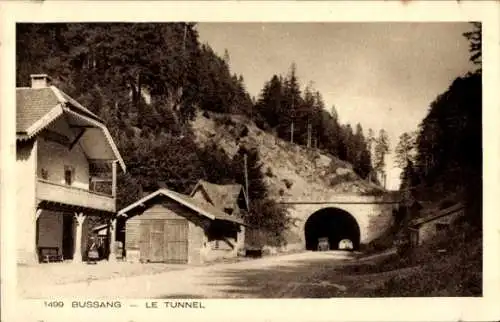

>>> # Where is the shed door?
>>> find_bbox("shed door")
[139,221,151,262]
[140,220,165,262]
[149,220,166,262]
[164,219,188,264]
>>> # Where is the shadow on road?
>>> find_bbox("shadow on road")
[155,254,398,299]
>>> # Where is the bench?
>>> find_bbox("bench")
[39,247,63,263]
[245,248,263,258]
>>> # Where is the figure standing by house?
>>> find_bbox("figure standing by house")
[87,236,99,264]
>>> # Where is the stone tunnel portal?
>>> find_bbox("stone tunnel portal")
[304,207,361,251]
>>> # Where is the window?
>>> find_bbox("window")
[64,166,74,186]
[40,168,49,180]
[223,207,233,215]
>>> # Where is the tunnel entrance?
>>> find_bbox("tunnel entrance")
[304,208,360,251]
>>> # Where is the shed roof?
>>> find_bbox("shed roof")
[190,179,248,210]
[409,202,465,227]
[118,188,246,226]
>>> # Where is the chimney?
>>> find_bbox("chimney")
[30,74,51,89]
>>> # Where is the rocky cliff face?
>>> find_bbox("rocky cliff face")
[191,112,385,202]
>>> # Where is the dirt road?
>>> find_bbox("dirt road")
[21,251,399,298]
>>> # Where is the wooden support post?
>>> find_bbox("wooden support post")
[111,160,117,198]
[290,121,294,144]
[33,208,43,263]
[73,212,85,263]
[108,218,117,262]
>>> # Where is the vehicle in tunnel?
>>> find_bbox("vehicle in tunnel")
[304,207,360,251]
[317,237,330,251]
[338,239,354,250]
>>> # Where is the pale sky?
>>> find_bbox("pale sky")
[197,23,474,190]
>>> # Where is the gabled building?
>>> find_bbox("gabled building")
[190,179,249,217]
[118,181,248,264]
[16,74,126,264]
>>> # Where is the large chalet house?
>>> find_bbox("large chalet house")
[16,74,126,264]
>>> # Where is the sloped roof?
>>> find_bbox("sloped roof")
[16,86,101,133]
[16,87,60,132]
[16,85,126,172]
[118,188,246,226]
[410,202,465,227]
[190,179,247,210]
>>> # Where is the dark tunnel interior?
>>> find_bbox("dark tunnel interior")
[304,208,360,251]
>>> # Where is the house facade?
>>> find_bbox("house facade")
[16,74,125,264]
[119,181,247,264]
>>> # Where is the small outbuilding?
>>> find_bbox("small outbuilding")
[408,202,465,247]
[118,182,248,265]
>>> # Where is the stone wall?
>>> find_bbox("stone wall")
[283,194,398,249]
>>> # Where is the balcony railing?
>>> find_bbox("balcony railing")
[36,179,115,212]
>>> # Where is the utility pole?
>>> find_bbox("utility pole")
[307,121,312,148]
[290,96,294,144]
[244,153,250,210]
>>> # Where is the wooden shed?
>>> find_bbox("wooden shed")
[408,202,465,247]
[118,187,247,265]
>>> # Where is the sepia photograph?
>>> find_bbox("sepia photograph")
[1,1,499,322]
[13,21,483,299]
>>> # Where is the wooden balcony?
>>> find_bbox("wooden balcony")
[36,179,115,213]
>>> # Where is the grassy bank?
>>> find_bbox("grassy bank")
[347,224,482,296]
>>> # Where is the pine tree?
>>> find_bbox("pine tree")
[374,129,390,187]
[352,124,372,179]
[395,132,417,170]
[279,63,303,142]
[255,75,284,129]
[463,22,482,74]
[342,124,355,164]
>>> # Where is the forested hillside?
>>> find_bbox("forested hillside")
[16,22,482,246]
[17,23,384,245]
[396,22,482,229]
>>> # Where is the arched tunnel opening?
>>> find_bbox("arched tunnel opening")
[304,208,361,251]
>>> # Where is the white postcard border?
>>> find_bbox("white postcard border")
[1,1,499,321]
